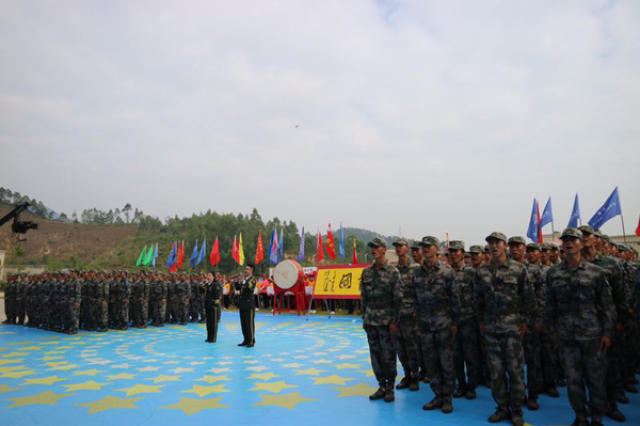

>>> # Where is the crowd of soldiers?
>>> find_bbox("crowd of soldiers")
[360,226,639,426]
[2,270,220,333]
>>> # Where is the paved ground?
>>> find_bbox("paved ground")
[1,312,639,425]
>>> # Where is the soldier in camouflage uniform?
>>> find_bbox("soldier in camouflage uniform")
[150,272,168,326]
[391,238,421,391]
[410,241,429,383]
[618,244,640,394]
[63,270,82,334]
[360,237,402,403]
[96,271,109,331]
[449,240,479,400]
[15,274,26,325]
[3,274,16,324]
[414,236,458,413]
[545,228,616,426]
[176,273,191,324]
[509,236,545,411]
[579,225,628,422]
[469,244,490,387]
[474,232,534,426]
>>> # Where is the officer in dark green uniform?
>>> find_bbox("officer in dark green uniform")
[238,263,257,347]
[204,272,223,343]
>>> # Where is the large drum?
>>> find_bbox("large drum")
[273,260,303,290]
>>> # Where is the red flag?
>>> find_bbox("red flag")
[636,215,640,236]
[209,236,221,266]
[176,241,184,269]
[231,235,239,264]
[536,203,543,243]
[255,231,264,264]
[351,240,357,264]
[315,231,324,263]
[325,224,336,259]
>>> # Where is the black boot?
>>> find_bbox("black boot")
[570,412,589,426]
[526,394,539,411]
[606,402,626,422]
[510,408,524,426]
[396,376,411,390]
[488,406,510,423]
[409,377,420,391]
[422,395,443,410]
[369,386,385,401]
[441,396,453,413]
[383,380,394,402]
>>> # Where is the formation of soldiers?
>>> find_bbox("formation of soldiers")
[360,227,640,426]
[3,270,215,333]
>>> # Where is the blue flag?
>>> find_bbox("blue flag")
[277,228,284,262]
[297,227,305,261]
[189,239,199,268]
[567,194,581,228]
[588,187,622,229]
[196,237,206,266]
[526,198,541,242]
[165,242,177,269]
[540,197,553,228]
[152,243,158,269]
[268,229,278,264]
[338,222,344,257]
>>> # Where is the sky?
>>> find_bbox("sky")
[1,0,639,246]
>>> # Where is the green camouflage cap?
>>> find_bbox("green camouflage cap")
[578,225,596,235]
[526,243,541,251]
[508,236,526,245]
[485,232,507,243]
[483,245,490,252]
[541,243,552,250]
[560,227,583,240]
[367,237,387,248]
[616,243,628,251]
[392,238,409,247]
[468,245,483,254]
[419,236,440,247]
[410,241,421,250]
[550,243,559,250]
[448,240,465,251]
[593,228,603,237]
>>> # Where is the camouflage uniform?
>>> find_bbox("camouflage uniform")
[474,233,534,420]
[545,257,615,421]
[451,260,480,396]
[96,272,110,331]
[521,260,546,403]
[15,275,26,325]
[64,274,81,334]
[3,275,16,324]
[393,249,421,387]
[360,247,402,394]
[176,275,191,324]
[150,276,167,326]
[413,243,458,406]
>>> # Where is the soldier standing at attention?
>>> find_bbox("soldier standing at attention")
[392,238,421,391]
[469,244,489,386]
[411,242,423,265]
[360,237,402,403]
[204,272,223,343]
[238,263,257,347]
[545,228,615,426]
[474,232,534,426]
[449,240,479,400]
[414,236,458,413]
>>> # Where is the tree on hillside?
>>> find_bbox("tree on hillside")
[123,203,132,223]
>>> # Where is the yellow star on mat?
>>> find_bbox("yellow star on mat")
[253,391,316,409]
[2,352,28,358]
[55,346,73,349]
[0,383,20,393]
[110,363,131,369]
[207,367,229,373]
[293,355,308,359]
[162,396,228,414]
[76,395,142,413]
[250,380,297,393]
[217,361,232,365]
[334,382,378,397]
[196,375,229,383]
[117,383,163,396]
[73,369,104,376]
[246,365,267,372]
[295,368,324,376]
[180,384,229,397]
[64,380,111,391]
[0,365,26,374]
[0,358,24,365]
[6,390,71,407]
[43,350,64,355]
[359,369,375,377]
[40,340,61,345]
[137,366,159,372]
[354,349,368,354]
[45,361,69,366]
[106,372,135,380]
[40,356,63,361]
[335,363,360,369]
[48,364,78,371]
[282,363,303,368]
[22,375,68,385]
[249,372,278,380]
[171,367,193,374]
[189,361,204,365]
[1,369,36,378]
[336,354,356,359]
[312,374,354,385]
[312,359,332,364]
[147,374,180,383]
[10,340,32,345]
[17,346,41,350]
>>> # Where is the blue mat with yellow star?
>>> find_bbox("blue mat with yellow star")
[1,312,639,425]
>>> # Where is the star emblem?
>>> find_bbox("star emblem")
[312,374,354,385]
[22,375,68,385]
[180,384,229,396]
[6,390,71,407]
[336,354,356,359]
[73,369,104,376]
[0,383,20,393]
[335,363,360,369]
[359,369,375,377]
[76,395,142,413]
[253,392,316,409]
[312,359,332,364]
[171,367,193,374]
[207,367,229,373]
[282,363,303,368]
[250,380,297,393]
[147,374,180,383]
[0,358,24,365]
[249,372,278,380]
[106,372,136,380]
[40,356,63,361]
[64,380,111,391]
[48,364,78,371]
[137,366,160,372]
[294,368,324,375]
[2,352,29,358]
[110,363,131,369]
[246,365,267,372]
[161,396,228,414]
[196,374,229,383]
[1,369,36,379]
[334,382,378,397]
[117,383,163,396]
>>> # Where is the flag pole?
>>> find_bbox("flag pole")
[621,214,627,243]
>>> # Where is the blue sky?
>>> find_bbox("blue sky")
[1,0,638,245]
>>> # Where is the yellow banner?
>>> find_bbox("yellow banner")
[312,265,365,299]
